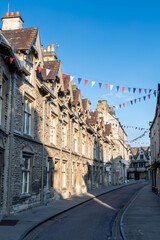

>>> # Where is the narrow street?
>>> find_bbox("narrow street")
[25,182,148,240]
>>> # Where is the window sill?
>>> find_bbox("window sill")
[20,193,31,199]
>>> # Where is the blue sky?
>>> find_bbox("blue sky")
[1,0,160,147]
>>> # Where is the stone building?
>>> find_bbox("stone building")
[97,100,130,185]
[127,147,151,180]
[0,12,130,216]
[150,84,160,194]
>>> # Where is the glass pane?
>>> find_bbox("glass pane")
[28,102,31,114]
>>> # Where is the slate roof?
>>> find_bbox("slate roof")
[41,61,61,80]
[63,75,70,93]
[72,89,80,106]
[131,147,150,160]
[103,125,111,136]
[86,112,98,125]
[1,27,38,51]
[82,99,88,111]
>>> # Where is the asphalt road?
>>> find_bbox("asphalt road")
[25,182,148,240]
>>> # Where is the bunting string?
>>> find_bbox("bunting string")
[1,53,157,94]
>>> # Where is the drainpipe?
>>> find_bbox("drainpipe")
[41,96,46,205]
[69,118,72,196]
[7,73,16,215]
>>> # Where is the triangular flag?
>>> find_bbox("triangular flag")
[123,103,125,107]
[144,89,147,94]
[37,66,42,73]
[122,87,125,92]
[105,84,109,90]
[149,89,152,93]
[133,88,136,93]
[139,98,141,102]
[119,104,121,108]
[134,99,137,103]
[78,78,82,84]
[55,72,58,77]
[143,96,146,101]
[128,87,131,93]
[9,57,14,64]
[139,89,142,94]
[110,85,114,90]
[154,90,157,97]
[46,69,50,76]
[91,81,95,87]
[99,83,102,88]
[62,74,67,79]
[131,100,133,105]
[116,86,120,92]
[20,60,24,67]
[85,79,88,86]
[70,76,74,81]
[148,94,150,99]
[29,62,34,68]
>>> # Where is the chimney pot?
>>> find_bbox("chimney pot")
[51,44,55,52]
[47,45,51,52]
[16,12,20,16]
[43,48,47,52]
[5,12,10,16]
[10,12,15,16]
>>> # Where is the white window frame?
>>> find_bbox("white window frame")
[62,124,67,148]
[23,99,31,135]
[82,135,85,155]
[50,116,56,144]
[21,156,31,194]
[62,162,66,188]
[46,157,53,190]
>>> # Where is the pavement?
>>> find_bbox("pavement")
[0,181,159,240]
[122,183,160,240]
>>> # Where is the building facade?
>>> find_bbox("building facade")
[150,84,160,194]
[0,12,130,216]
[127,147,151,181]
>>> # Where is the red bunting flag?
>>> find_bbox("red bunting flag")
[102,108,104,110]
[9,57,14,64]
[122,87,125,92]
[85,79,88,86]
[148,94,150,99]
[123,103,125,107]
[62,74,67,79]
[139,88,142,94]
[37,66,42,73]
[105,84,109,90]
[134,99,137,103]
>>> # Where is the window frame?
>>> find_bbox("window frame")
[21,155,32,195]
[23,98,32,135]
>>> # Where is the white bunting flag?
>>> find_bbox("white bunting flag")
[70,76,74,81]
[110,85,114,91]
[91,81,95,87]
[46,69,50,76]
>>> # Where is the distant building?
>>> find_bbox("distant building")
[128,147,151,180]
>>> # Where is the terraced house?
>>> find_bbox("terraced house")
[0,12,130,216]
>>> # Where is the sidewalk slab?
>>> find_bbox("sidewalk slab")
[0,182,137,240]
[122,184,160,240]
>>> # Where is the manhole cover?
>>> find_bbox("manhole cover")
[0,220,19,226]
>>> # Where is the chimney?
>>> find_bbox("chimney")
[47,45,51,52]
[1,12,24,30]
[43,44,57,61]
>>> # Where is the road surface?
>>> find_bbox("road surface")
[25,182,148,240]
